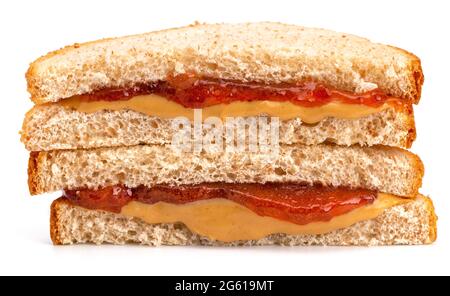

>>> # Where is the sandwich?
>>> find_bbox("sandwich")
[21,22,437,246]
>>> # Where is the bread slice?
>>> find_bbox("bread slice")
[27,22,423,104]
[28,144,423,197]
[21,102,416,151]
[50,195,437,246]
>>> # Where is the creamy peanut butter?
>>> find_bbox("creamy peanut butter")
[120,193,408,242]
[57,94,391,124]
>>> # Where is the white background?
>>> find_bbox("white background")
[0,0,449,276]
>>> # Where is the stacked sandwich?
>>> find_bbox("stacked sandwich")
[21,22,436,246]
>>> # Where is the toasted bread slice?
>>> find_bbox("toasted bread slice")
[50,195,437,246]
[27,22,423,104]
[28,144,423,197]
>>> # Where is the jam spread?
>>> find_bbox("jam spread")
[76,73,391,108]
[63,183,377,225]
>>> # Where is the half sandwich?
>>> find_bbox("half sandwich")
[22,22,436,246]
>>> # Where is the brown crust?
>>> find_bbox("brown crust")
[407,149,424,196]
[26,23,424,104]
[423,195,438,243]
[404,103,417,148]
[413,67,424,104]
[50,197,66,245]
[361,145,423,197]
[27,152,41,195]
[20,107,38,148]
[395,102,416,148]
[387,45,424,104]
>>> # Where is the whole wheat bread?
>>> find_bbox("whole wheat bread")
[21,103,415,151]
[27,22,423,104]
[50,195,437,246]
[29,144,423,197]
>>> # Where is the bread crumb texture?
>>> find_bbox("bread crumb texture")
[30,144,423,197]
[51,195,436,246]
[21,104,415,150]
[27,22,423,104]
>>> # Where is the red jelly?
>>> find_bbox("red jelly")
[63,183,377,225]
[76,73,391,108]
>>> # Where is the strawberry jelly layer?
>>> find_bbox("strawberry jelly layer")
[63,183,377,225]
[74,74,393,108]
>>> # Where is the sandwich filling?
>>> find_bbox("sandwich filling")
[50,74,406,124]
[63,183,408,242]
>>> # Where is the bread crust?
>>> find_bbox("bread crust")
[49,195,437,246]
[386,45,424,104]
[404,103,417,147]
[424,195,438,242]
[409,150,425,198]
[27,152,41,195]
[50,198,63,245]
[26,22,424,104]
